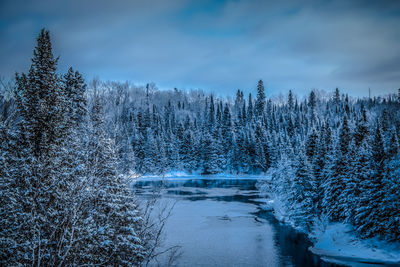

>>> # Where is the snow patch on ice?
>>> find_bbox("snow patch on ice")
[163,171,192,177]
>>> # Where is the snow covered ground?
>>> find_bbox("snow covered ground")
[262,198,400,266]
[310,223,400,266]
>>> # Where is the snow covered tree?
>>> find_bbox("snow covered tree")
[382,151,400,241]
[354,104,369,146]
[77,95,145,265]
[288,90,294,111]
[201,131,219,174]
[1,29,148,265]
[63,67,87,128]
[323,116,351,221]
[247,93,253,122]
[255,80,266,117]
[354,123,386,238]
[291,152,317,232]
[308,90,316,123]
[9,28,78,265]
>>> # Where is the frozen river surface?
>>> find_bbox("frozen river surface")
[134,178,341,267]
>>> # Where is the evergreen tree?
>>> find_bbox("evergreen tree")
[79,95,145,265]
[201,132,219,174]
[1,29,146,265]
[355,123,386,237]
[292,152,316,232]
[308,90,316,123]
[323,116,351,221]
[247,93,253,121]
[63,67,87,128]
[382,151,400,241]
[288,90,294,111]
[305,129,318,161]
[354,104,369,146]
[255,80,266,117]
[209,94,215,129]
[10,29,76,265]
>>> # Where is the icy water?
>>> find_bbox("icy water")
[134,178,342,267]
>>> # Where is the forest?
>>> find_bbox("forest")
[1,29,399,265]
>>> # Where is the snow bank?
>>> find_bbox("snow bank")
[257,183,400,266]
[310,223,400,266]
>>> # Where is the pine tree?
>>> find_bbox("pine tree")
[201,132,219,174]
[247,93,253,122]
[383,150,400,241]
[10,29,77,265]
[221,104,233,170]
[63,67,87,128]
[234,89,244,114]
[209,94,215,129]
[305,128,318,161]
[288,90,294,111]
[355,123,386,237]
[1,29,147,265]
[323,116,351,221]
[255,80,266,117]
[292,152,316,232]
[181,128,195,172]
[354,104,369,146]
[79,95,145,265]
[308,90,316,123]
[339,139,359,221]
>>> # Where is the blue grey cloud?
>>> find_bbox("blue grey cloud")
[0,0,399,97]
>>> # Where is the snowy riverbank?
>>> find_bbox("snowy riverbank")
[262,198,400,266]
[310,223,400,266]
[136,171,269,181]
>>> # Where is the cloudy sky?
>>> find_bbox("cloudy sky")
[1,0,399,97]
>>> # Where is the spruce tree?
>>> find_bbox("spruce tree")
[1,29,147,265]
[355,123,386,237]
[323,116,351,221]
[288,90,294,111]
[80,95,145,265]
[255,80,266,117]
[383,150,400,241]
[201,131,219,174]
[11,29,75,265]
[247,93,253,121]
[308,90,316,123]
[292,152,316,232]
[63,67,87,128]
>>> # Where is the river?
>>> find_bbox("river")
[134,178,342,267]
